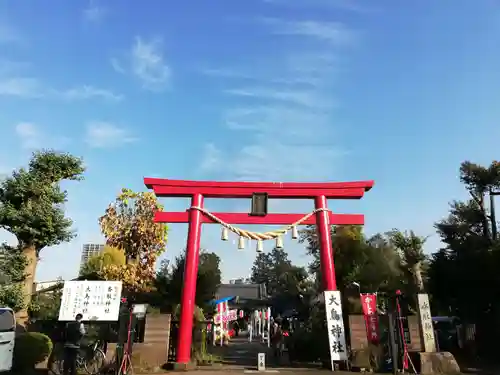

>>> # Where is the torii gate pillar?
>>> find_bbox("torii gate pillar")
[315,195,337,290]
[145,178,374,365]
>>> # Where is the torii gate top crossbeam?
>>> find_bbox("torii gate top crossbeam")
[144,178,374,199]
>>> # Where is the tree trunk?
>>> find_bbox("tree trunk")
[15,245,37,326]
[412,262,425,293]
[478,195,491,240]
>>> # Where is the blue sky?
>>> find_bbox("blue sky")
[1,0,500,283]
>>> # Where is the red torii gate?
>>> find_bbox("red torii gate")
[144,177,374,365]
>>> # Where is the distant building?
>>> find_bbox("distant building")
[228,277,252,285]
[216,282,267,304]
[79,243,104,273]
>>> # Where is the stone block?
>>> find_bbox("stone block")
[351,348,371,369]
[170,361,197,371]
[419,351,461,375]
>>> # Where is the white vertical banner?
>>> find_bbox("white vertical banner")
[259,310,263,338]
[217,302,223,346]
[324,290,348,367]
[224,301,229,335]
[249,315,253,342]
[213,321,216,346]
[417,293,436,352]
[267,307,271,348]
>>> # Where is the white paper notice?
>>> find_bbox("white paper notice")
[58,280,123,322]
[324,290,348,363]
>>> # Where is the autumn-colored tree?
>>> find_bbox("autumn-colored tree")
[0,150,85,321]
[80,246,126,277]
[99,188,168,292]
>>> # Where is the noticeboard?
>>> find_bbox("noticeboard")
[58,280,123,321]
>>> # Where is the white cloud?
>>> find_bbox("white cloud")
[85,122,137,148]
[199,143,222,172]
[202,103,348,181]
[59,85,123,101]
[262,0,373,13]
[0,78,122,101]
[15,122,41,149]
[14,122,71,150]
[0,54,121,101]
[0,77,43,97]
[202,141,347,182]
[83,2,107,23]
[111,37,171,91]
[259,18,353,45]
[198,19,354,182]
[200,54,338,86]
[110,58,126,74]
[224,87,334,109]
[131,37,171,90]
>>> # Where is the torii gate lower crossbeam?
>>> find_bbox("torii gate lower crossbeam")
[144,178,374,365]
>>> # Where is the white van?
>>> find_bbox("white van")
[0,307,15,372]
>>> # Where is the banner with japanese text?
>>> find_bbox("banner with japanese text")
[417,293,436,352]
[360,293,380,344]
[324,290,348,363]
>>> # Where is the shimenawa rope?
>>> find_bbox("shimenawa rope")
[190,206,330,241]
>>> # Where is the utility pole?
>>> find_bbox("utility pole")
[490,189,500,240]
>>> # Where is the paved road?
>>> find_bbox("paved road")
[210,335,272,369]
[209,335,329,373]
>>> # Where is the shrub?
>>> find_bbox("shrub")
[287,328,330,363]
[13,332,53,371]
[287,303,331,363]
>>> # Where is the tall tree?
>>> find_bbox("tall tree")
[251,247,310,314]
[197,252,223,306]
[429,161,500,320]
[300,225,403,295]
[458,161,500,240]
[250,251,274,294]
[0,150,85,320]
[155,250,222,311]
[99,188,168,292]
[387,229,427,294]
[426,161,500,359]
[79,246,126,278]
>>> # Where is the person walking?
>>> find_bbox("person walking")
[63,313,86,375]
[271,322,284,358]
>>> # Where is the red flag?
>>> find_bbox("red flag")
[360,293,380,344]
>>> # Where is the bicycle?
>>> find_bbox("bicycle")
[83,339,106,375]
[56,340,106,375]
